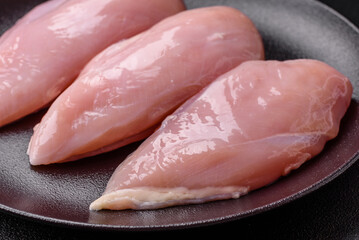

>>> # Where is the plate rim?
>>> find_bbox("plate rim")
[0,150,358,231]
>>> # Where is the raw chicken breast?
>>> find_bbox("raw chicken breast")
[90,59,352,210]
[28,6,265,165]
[0,0,185,127]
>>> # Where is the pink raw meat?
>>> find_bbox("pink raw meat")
[27,6,265,165]
[90,59,352,210]
[0,0,185,127]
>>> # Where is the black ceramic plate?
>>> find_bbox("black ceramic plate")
[0,0,358,231]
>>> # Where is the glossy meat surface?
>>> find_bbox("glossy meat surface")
[0,0,185,127]
[90,59,352,210]
[28,6,264,165]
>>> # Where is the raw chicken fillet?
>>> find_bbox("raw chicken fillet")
[27,6,264,165]
[0,0,185,127]
[90,59,352,210]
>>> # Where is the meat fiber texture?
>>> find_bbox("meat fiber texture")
[90,59,352,210]
[27,6,265,165]
[0,0,185,127]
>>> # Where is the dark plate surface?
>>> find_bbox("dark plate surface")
[0,0,358,231]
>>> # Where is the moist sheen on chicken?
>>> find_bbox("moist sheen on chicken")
[0,0,185,127]
[27,6,265,165]
[90,59,352,210]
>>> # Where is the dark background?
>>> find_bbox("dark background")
[0,0,358,239]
